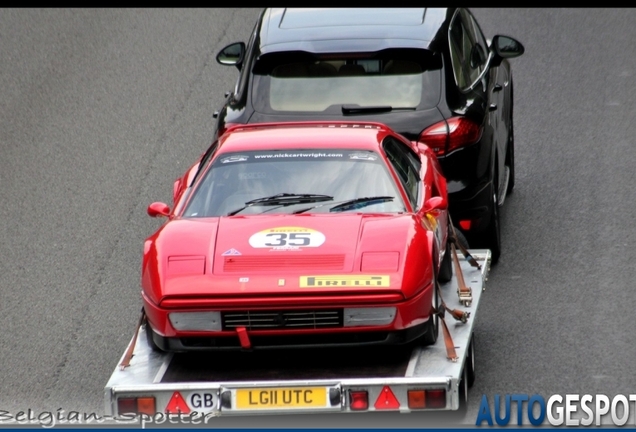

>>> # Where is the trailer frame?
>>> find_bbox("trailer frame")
[104,250,490,419]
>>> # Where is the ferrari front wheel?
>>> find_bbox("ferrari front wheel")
[144,319,162,352]
[438,227,469,283]
[418,274,439,346]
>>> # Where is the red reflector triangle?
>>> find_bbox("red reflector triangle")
[374,386,400,410]
[165,391,191,414]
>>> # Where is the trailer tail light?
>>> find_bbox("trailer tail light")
[349,390,369,410]
[407,390,426,409]
[117,396,156,415]
[419,117,482,157]
[407,389,446,409]
[425,389,447,408]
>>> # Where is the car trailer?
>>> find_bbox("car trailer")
[104,249,490,418]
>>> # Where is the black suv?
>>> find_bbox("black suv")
[213,8,524,263]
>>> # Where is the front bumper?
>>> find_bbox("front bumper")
[142,282,434,352]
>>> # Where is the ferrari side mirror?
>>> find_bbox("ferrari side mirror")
[423,196,447,213]
[147,202,171,218]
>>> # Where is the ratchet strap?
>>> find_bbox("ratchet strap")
[451,241,473,307]
[434,280,471,362]
[449,222,481,270]
[119,308,146,370]
[434,222,475,361]
[447,220,474,307]
[434,283,470,362]
[439,315,458,362]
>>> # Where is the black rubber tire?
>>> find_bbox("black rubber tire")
[438,244,453,283]
[438,227,470,283]
[478,180,501,265]
[506,81,515,195]
[418,274,439,346]
[145,320,162,352]
[466,333,476,388]
[454,227,470,249]
[457,333,475,414]
[458,361,469,414]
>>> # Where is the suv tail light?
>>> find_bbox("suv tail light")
[418,117,482,157]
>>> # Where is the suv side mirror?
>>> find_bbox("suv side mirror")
[490,35,524,67]
[216,42,246,70]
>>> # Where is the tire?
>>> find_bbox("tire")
[477,180,501,265]
[457,333,475,414]
[438,227,469,283]
[438,244,453,283]
[506,82,515,195]
[458,361,469,414]
[466,333,476,388]
[418,274,439,346]
[145,320,162,352]
[454,227,469,249]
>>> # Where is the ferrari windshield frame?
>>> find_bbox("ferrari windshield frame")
[182,149,407,217]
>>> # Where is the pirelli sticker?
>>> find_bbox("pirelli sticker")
[299,275,390,288]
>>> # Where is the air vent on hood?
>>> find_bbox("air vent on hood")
[223,254,345,272]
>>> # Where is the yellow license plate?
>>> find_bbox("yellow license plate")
[236,387,327,409]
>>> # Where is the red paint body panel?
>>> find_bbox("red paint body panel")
[141,122,449,350]
[142,280,433,338]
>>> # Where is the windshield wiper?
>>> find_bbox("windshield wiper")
[341,105,393,115]
[328,196,395,213]
[226,193,334,216]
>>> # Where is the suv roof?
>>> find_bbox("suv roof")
[258,8,452,55]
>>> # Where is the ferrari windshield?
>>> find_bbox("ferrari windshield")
[183,149,406,217]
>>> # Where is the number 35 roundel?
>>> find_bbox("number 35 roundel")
[249,227,326,249]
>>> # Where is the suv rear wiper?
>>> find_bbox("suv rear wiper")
[329,196,395,213]
[341,105,393,115]
[227,193,334,216]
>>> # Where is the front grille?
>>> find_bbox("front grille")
[222,310,343,330]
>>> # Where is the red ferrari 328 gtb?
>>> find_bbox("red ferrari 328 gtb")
[142,122,453,352]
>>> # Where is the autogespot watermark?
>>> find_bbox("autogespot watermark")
[476,394,636,426]
[0,408,222,429]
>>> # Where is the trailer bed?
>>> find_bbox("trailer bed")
[105,250,490,418]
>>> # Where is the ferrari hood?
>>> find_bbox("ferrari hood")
[151,214,427,299]
[214,216,362,274]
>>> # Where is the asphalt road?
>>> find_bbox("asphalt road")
[1,8,635,428]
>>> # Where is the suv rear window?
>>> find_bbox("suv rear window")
[251,49,442,113]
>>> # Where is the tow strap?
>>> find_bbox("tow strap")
[449,221,481,270]
[119,308,146,370]
[435,221,474,361]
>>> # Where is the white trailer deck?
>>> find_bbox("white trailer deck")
[104,250,490,418]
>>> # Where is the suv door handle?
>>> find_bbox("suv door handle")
[489,104,497,112]
[492,84,503,92]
